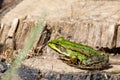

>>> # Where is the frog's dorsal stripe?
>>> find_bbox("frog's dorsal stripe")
[58,43,90,57]
[58,43,92,57]
[59,38,101,55]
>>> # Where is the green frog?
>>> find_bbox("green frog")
[48,37,109,70]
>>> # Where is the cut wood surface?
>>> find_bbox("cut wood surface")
[0,0,23,20]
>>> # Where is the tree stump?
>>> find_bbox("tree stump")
[0,0,120,79]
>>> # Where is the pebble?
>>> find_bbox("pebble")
[0,61,7,73]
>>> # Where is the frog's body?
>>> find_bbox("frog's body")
[48,37,109,70]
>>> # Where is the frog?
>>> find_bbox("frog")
[48,37,109,70]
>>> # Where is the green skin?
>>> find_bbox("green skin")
[48,37,109,70]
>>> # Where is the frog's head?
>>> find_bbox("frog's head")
[48,37,65,53]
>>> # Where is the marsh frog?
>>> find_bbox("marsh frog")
[48,37,109,70]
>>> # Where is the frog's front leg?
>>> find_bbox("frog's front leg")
[59,55,78,65]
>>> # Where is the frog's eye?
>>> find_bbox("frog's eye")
[55,43,61,48]
[55,43,66,52]
[60,46,66,52]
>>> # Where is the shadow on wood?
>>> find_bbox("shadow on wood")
[99,47,120,54]
[0,0,4,9]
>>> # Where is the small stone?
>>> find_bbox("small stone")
[60,74,73,80]
[18,65,40,80]
[44,71,57,80]
[0,61,7,73]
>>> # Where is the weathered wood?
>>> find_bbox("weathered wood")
[116,26,120,47]
[100,22,117,48]
[0,23,4,29]
[5,38,15,50]
[0,24,11,43]
[3,38,15,64]
[0,0,120,77]
[8,18,19,38]
[33,26,51,53]
[0,23,4,38]
[48,19,119,49]
[15,17,35,49]
[1,0,120,49]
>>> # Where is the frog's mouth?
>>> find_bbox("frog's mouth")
[48,42,61,53]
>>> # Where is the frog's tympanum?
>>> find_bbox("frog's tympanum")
[48,37,109,70]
